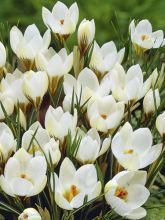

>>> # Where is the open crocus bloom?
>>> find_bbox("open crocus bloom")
[130,19,164,53]
[111,122,162,170]
[87,96,124,133]
[0,148,47,197]
[36,47,73,94]
[156,111,165,137]
[18,208,41,220]
[89,41,125,77]
[63,67,111,111]
[45,106,77,143]
[75,128,111,164]
[22,70,48,108]
[1,69,29,110]
[0,41,6,68]
[42,1,79,36]
[105,171,150,219]
[10,24,51,60]
[0,122,16,162]
[22,122,61,166]
[51,157,101,210]
[109,63,151,103]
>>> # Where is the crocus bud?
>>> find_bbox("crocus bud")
[78,19,95,56]
[17,108,27,130]
[156,111,165,139]
[0,42,6,68]
[143,89,160,117]
[152,65,165,90]
[18,208,41,220]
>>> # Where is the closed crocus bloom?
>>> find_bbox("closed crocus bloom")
[89,41,125,78]
[18,208,41,220]
[143,89,160,116]
[78,19,95,55]
[105,171,150,219]
[63,67,111,111]
[23,70,48,108]
[36,47,73,95]
[111,122,162,170]
[0,148,47,197]
[42,1,79,36]
[51,157,101,210]
[10,24,50,64]
[87,96,124,133]
[0,123,16,162]
[45,106,77,143]
[130,19,164,54]
[22,121,61,165]
[110,63,151,103]
[17,108,27,130]
[156,111,165,138]
[75,128,111,164]
[0,92,14,120]
[0,42,6,69]
[151,67,164,90]
[1,69,29,111]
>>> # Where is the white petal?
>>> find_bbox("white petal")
[136,20,152,34]
[59,158,76,189]
[140,144,162,169]
[127,184,150,209]
[131,128,152,153]
[125,207,147,220]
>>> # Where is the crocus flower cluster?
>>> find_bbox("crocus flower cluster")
[0,1,164,220]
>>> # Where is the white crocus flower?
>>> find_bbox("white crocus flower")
[63,67,111,111]
[22,70,48,108]
[156,111,165,138]
[143,89,160,116]
[151,66,164,90]
[0,148,47,197]
[110,63,151,103]
[87,96,124,133]
[111,122,162,170]
[75,128,111,164]
[0,91,14,120]
[18,208,41,220]
[17,108,27,130]
[10,24,51,61]
[105,171,150,219]
[42,1,79,36]
[1,69,29,111]
[78,19,95,54]
[0,122,16,162]
[22,121,61,165]
[36,47,73,94]
[89,41,125,77]
[130,19,164,54]
[0,42,6,69]
[45,106,77,143]
[51,157,101,210]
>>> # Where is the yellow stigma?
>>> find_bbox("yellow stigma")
[141,34,149,41]
[115,187,128,201]
[63,185,79,202]
[123,149,134,154]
